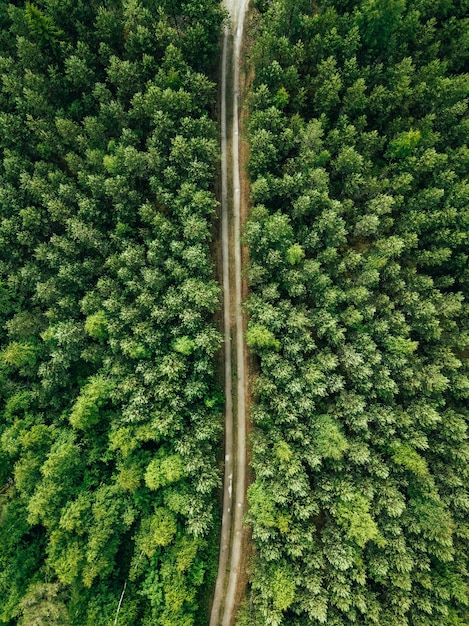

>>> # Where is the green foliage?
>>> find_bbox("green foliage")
[0,0,223,622]
[248,482,277,529]
[386,129,422,159]
[137,508,177,556]
[336,493,382,547]
[285,243,304,265]
[244,0,469,623]
[1,341,39,371]
[391,442,429,477]
[172,336,196,356]
[246,325,281,351]
[18,582,69,626]
[69,376,113,430]
[24,3,63,49]
[315,415,348,460]
[145,452,186,490]
[271,566,295,611]
[84,310,108,340]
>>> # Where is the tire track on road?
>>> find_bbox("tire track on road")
[210,0,249,624]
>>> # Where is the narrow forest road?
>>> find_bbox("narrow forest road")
[210,0,249,625]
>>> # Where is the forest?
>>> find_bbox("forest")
[240,0,469,625]
[0,0,224,624]
[1,0,468,625]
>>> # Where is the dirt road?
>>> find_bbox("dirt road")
[210,1,249,624]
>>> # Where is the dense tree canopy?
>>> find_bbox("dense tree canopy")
[1,0,468,624]
[241,0,469,624]
[0,1,224,624]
